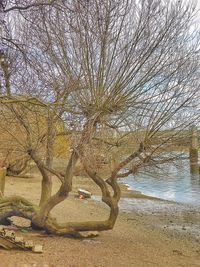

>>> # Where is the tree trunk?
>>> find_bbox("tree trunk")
[39,113,55,206]
[39,179,52,207]
[0,168,6,197]
[29,150,52,207]
[0,53,11,96]
[189,125,199,176]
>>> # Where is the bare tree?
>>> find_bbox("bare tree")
[0,0,199,235]
[0,0,56,13]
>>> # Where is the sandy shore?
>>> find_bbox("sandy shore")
[0,174,199,266]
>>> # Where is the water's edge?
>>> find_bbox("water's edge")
[121,159,200,206]
[92,194,200,240]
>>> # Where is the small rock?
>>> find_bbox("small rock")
[4,230,15,238]
[25,241,34,248]
[14,236,24,243]
[32,245,43,253]
[79,231,99,238]
[8,216,31,228]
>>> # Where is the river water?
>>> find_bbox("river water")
[123,158,200,206]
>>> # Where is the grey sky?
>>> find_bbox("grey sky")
[195,0,200,12]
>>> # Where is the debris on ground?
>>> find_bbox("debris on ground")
[0,225,43,253]
[78,189,92,199]
[78,231,99,238]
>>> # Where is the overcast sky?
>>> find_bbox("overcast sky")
[195,0,200,12]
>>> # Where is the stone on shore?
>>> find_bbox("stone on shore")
[79,231,99,238]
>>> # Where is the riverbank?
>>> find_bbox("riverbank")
[1,175,200,266]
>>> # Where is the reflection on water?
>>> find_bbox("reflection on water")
[123,158,200,206]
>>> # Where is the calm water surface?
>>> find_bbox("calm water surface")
[123,158,200,206]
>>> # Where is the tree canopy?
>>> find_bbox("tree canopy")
[0,0,199,234]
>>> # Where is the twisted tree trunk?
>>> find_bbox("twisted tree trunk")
[0,119,121,236]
